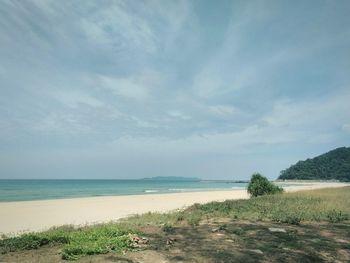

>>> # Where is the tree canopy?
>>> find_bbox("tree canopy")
[279,147,350,182]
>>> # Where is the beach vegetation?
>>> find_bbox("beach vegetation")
[186,212,202,226]
[0,224,138,260]
[247,173,283,197]
[1,187,349,261]
[192,187,349,223]
[162,223,175,233]
[326,209,349,223]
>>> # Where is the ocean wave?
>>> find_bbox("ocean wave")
[144,190,159,193]
[168,188,209,192]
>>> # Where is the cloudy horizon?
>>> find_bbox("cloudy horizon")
[0,0,349,180]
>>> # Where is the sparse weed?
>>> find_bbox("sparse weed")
[186,213,202,226]
[326,209,349,223]
[162,223,175,233]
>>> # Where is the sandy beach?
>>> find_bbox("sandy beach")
[0,182,348,236]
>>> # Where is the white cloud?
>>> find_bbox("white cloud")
[97,69,166,101]
[260,88,350,144]
[53,90,104,108]
[130,116,160,129]
[111,116,305,156]
[79,2,157,54]
[192,69,223,98]
[99,75,150,100]
[167,110,192,120]
[1,0,350,179]
[208,105,239,116]
[32,112,91,134]
[342,124,350,133]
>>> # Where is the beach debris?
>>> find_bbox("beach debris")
[211,227,220,233]
[268,227,286,233]
[129,234,149,248]
[166,237,176,245]
[211,225,226,233]
[249,249,264,254]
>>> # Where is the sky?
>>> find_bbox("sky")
[0,0,349,180]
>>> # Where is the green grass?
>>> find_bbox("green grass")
[0,224,138,260]
[122,187,350,227]
[186,187,350,224]
[1,187,349,260]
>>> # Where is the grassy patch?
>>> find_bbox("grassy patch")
[0,224,138,260]
[121,187,350,228]
[190,187,350,224]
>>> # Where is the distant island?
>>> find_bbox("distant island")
[278,147,350,182]
[141,176,201,181]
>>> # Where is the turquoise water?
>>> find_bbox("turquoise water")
[0,180,248,202]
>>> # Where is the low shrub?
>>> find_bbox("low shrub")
[326,209,349,223]
[162,223,175,233]
[247,173,283,197]
[0,234,49,252]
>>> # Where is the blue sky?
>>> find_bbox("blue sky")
[0,0,349,179]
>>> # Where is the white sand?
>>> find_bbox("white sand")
[0,182,348,236]
[278,181,350,192]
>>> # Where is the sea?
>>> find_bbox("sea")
[0,179,249,202]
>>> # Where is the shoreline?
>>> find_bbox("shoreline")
[0,182,349,236]
[0,180,345,203]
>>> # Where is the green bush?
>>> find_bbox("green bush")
[326,209,349,223]
[162,223,175,233]
[247,173,283,197]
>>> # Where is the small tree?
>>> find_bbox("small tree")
[247,173,283,197]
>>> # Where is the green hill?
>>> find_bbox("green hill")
[279,147,350,182]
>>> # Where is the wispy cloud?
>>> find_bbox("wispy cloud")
[0,0,349,179]
[79,2,157,54]
[98,75,151,100]
[53,90,105,108]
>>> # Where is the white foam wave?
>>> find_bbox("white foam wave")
[144,190,159,193]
